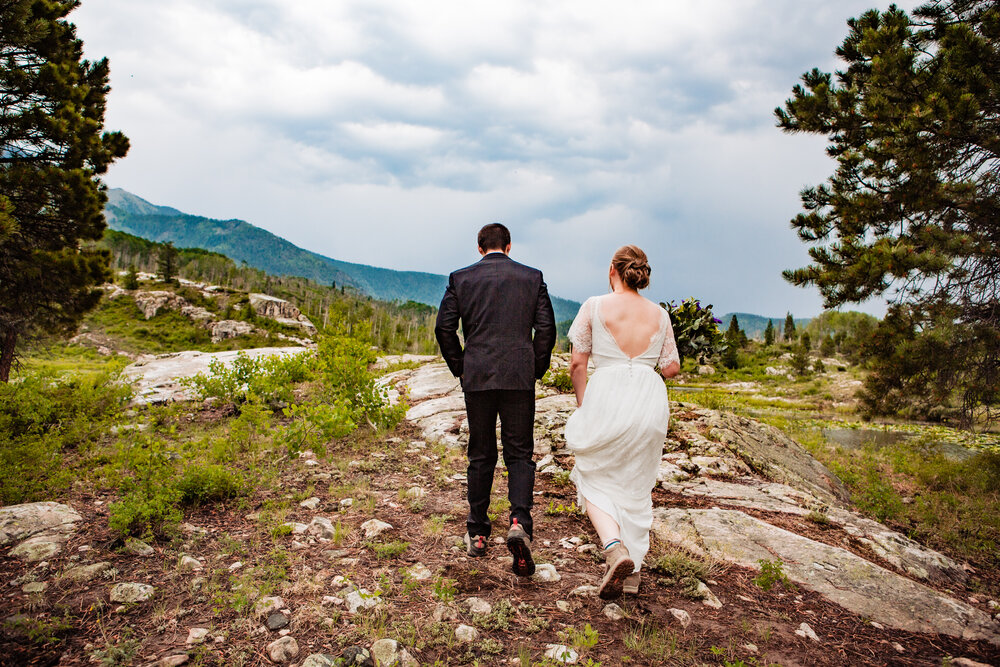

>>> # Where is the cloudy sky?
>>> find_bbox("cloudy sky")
[72,0,919,317]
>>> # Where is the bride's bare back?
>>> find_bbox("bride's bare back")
[599,293,664,359]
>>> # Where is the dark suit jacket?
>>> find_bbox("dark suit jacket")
[435,253,557,392]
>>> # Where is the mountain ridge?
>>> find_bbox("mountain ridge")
[104,189,582,322]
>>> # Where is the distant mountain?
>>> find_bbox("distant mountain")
[719,312,811,340]
[104,189,581,321]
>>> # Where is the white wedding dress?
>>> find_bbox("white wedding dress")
[565,295,679,572]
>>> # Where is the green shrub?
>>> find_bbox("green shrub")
[661,297,726,365]
[175,464,247,505]
[753,558,794,591]
[541,369,574,393]
[182,350,313,406]
[316,333,406,429]
[279,401,356,455]
[0,371,130,504]
[108,435,182,539]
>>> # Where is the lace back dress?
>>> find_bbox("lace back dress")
[564,295,679,572]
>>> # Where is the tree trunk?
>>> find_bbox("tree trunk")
[0,330,16,382]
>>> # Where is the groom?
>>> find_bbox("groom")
[435,223,556,576]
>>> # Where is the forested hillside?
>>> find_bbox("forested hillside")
[105,189,582,321]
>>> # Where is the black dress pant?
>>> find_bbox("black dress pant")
[464,389,536,539]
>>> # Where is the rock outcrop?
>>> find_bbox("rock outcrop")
[0,502,81,563]
[249,294,317,334]
[390,357,1000,649]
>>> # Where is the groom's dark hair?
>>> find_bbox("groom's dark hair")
[478,223,511,252]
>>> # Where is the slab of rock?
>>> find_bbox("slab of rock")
[211,320,255,343]
[267,636,299,663]
[652,508,1000,646]
[0,502,81,562]
[249,294,316,333]
[110,582,155,603]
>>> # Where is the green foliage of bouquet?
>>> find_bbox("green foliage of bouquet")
[660,298,726,365]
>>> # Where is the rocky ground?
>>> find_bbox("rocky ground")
[1,356,998,666]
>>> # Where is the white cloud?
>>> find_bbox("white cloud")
[74,0,922,316]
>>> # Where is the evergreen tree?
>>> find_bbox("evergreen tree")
[783,313,796,342]
[726,315,741,341]
[123,265,139,290]
[0,0,129,380]
[763,319,775,346]
[157,242,179,284]
[776,0,1000,421]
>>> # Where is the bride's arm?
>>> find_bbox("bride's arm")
[570,350,590,407]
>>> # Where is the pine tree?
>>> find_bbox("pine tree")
[157,242,179,284]
[776,0,1000,421]
[764,320,775,346]
[0,0,129,380]
[783,313,796,342]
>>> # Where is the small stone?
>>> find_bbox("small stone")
[304,459,320,467]
[432,604,458,622]
[794,622,819,642]
[153,656,189,667]
[406,563,432,581]
[124,538,155,556]
[531,563,560,582]
[360,519,392,539]
[694,581,722,608]
[370,639,416,667]
[339,646,374,666]
[952,659,993,667]
[404,486,426,499]
[300,497,321,510]
[186,627,210,645]
[309,517,336,540]
[267,636,299,663]
[870,621,884,630]
[11,540,61,562]
[22,582,47,594]
[892,642,905,653]
[255,596,285,617]
[109,582,155,603]
[300,654,338,667]
[737,595,755,603]
[743,643,758,654]
[465,597,492,615]
[602,603,625,621]
[61,561,112,583]
[285,522,309,535]
[556,600,571,612]
[543,644,579,664]
[668,608,691,629]
[570,585,598,597]
[987,599,999,611]
[178,555,202,571]
[229,561,244,572]
[344,589,380,613]
[576,544,597,553]
[455,624,479,642]
[340,498,354,508]
[266,612,290,631]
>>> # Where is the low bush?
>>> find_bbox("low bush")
[182,350,313,406]
[175,464,248,505]
[316,333,406,430]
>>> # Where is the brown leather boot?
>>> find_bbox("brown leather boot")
[598,543,634,600]
[622,572,640,595]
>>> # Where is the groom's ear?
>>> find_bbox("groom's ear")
[478,245,487,256]
[504,243,511,255]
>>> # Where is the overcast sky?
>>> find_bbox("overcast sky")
[72,0,919,317]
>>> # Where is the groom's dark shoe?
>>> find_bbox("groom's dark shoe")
[464,533,488,557]
[506,519,535,576]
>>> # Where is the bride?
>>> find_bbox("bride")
[565,245,680,599]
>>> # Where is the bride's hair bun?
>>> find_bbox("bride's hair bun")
[612,245,650,290]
